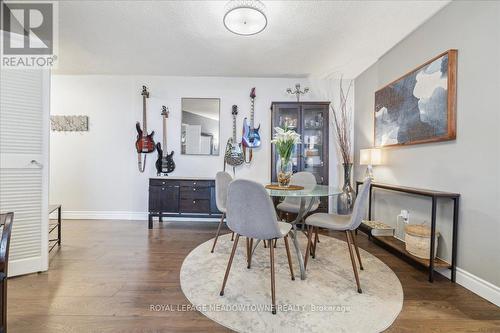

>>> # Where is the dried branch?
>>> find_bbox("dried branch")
[330,78,353,165]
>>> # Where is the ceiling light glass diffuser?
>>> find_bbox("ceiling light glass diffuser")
[223,0,267,36]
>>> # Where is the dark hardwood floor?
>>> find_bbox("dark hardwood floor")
[7,219,500,332]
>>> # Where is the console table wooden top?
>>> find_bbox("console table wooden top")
[356,181,460,198]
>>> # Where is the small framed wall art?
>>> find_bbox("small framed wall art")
[50,115,89,132]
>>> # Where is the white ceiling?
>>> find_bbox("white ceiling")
[55,0,450,78]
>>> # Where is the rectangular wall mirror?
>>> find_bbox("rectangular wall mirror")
[181,98,220,155]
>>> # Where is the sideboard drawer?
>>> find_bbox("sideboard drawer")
[180,198,210,213]
[178,180,212,188]
[150,179,180,187]
[180,186,211,199]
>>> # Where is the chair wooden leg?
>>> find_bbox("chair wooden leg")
[263,240,267,248]
[312,227,319,258]
[269,238,276,314]
[273,239,277,248]
[247,238,254,269]
[309,232,314,257]
[349,230,364,270]
[210,213,225,253]
[220,234,240,296]
[246,237,250,267]
[304,225,314,270]
[231,232,234,241]
[346,231,362,293]
[283,235,295,281]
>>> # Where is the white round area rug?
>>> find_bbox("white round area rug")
[180,233,403,333]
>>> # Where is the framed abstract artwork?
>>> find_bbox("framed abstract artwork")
[374,50,457,147]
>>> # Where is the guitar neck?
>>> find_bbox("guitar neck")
[162,115,167,155]
[142,95,147,134]
[232,116,236,142]
[250,98,255,128]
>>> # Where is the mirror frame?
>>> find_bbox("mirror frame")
[181,97,221,156]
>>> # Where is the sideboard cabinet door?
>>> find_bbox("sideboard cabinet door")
[161,185,180,212]
[149,185,179,213]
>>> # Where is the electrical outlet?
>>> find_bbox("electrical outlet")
[395,210,410,241]
[400,210,409,222]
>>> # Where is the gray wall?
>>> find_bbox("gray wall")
[353,1,500,286]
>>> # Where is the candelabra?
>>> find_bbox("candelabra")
[286,83,310,102]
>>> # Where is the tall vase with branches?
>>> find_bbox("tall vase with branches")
[331,79,355,214]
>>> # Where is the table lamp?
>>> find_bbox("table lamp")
[360,148,382,180]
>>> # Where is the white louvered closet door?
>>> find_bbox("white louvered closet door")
[0,68,50,277]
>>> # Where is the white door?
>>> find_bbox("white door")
[0,68,50,276]
[185,124,202,154]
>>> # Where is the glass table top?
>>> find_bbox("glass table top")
[265,184,342,197]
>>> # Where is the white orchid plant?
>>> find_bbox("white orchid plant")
[271,126,301,163]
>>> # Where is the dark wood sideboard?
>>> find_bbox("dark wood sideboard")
[148,178,221,229]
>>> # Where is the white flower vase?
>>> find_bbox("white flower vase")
[277,157,293,188]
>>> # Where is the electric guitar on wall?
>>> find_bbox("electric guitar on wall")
[135,85,155,172]
[242,87,261,148]
[224,105,244,172]
[155,106,176,175]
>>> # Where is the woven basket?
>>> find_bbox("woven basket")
[404,224,439,260]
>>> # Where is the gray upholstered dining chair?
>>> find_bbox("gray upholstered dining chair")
[219,179,295,314]
[304,177,372,293]
[211,171,234,253]
[276,171,320,216]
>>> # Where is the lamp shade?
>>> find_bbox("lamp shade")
[223,0,267,36]
[360,148,382,165]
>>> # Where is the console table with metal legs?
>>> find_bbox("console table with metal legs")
[49,204,62,252]
[356,181,460,282]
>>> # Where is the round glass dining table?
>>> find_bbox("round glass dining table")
[265,184,342,280]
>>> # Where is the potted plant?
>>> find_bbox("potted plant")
[272,127,301,187]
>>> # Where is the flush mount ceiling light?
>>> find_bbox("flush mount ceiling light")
[223,0,267,36]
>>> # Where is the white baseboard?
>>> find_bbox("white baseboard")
[456,268,500,307]
[62,210,148,220]
[60,210,220,222]
[437,267,500,307]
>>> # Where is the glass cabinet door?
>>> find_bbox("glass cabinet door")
[272,104,301,173]
[271,101,330,212]
[301,105,328,184]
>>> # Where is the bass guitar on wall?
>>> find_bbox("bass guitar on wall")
[155,106,175,175]
[135,85,155,172]
[224,105,244,174]
[242,87,261,163]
